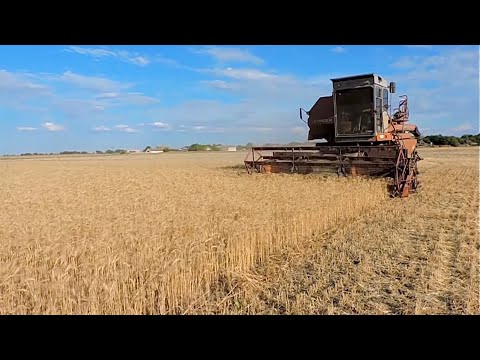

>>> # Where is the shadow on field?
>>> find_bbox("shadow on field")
[386,182,396,196]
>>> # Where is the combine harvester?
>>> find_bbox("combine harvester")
[244,73,422,198]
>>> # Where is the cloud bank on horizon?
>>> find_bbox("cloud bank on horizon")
[0,45,478,153]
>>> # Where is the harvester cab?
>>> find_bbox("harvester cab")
[244,73,422,198]
[303,74,420,146]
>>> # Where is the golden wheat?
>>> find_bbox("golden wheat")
[0,147,478,314]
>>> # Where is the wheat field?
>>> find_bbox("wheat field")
[0,147,478,314]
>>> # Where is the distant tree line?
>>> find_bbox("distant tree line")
[9,143,259,157]
[16,149,129,156]
[420,134,480,147]
[59,151,90,155]
[19,150,91,156]
[187,144,221,151]
[18,152,57,156]
[187,143,254,151]
[97,149,128,154]
[8,136,479,157]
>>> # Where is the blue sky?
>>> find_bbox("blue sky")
[0,45,478,154]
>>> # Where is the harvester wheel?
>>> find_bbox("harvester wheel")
[393,148,420,198]
[409,150,421,193]
[393,149,409,197]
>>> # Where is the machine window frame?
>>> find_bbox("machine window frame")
[375,87,383,133]
[335,86,375,136]
[383,88,389,111]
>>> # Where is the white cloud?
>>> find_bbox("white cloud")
[248,127,274,133]
[196,46,264,65]
[60,71,131,92]
[207,67,279,81]
[0,70,51,97]
[54,98,106,119]
[154,55,180,67]
[122,93,158,105]
[42,122,64,132]
[115,124,138,133]
[129,56,149,66]
[405,45,433,49]
[451,122,473,132]
[386,46,479,133]
[16,126,37,131]
[66,46,153,67]
[66,46,116,58]
[391,57,418,69]
[392,48,478,86]
[207,127,226,133]
[291,126,307,135]
[95,92,120,99]
[92,125,111,132]
[145,47,478,144]
[331,46,346,54]
[144,68,334,144]
[4,46,478,150]
[176,124,225,133]
[94,91,157,106]
[0,69,156,125]
[201,80,238,90]
[149,121,169,129]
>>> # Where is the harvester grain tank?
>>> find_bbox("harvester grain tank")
[244,73,422,198]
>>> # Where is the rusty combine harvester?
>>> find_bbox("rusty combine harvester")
[244,73,422,198]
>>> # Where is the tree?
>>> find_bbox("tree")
[420,133,480,147]
[143,145,152,152]
[447,137,459,147]
[189,144,205,151]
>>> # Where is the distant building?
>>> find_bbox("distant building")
[227,147,237,152]
[146,149,163,154]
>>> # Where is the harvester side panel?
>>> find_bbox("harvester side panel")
[307,96,334,142]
